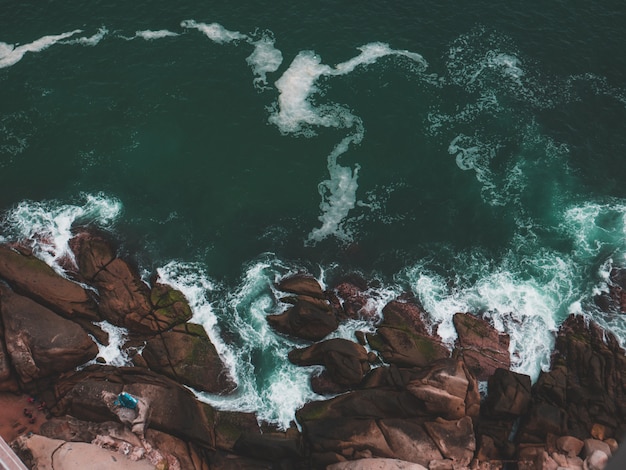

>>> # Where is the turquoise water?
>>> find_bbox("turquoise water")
[2,1,626,427]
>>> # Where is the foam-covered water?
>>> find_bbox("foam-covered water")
[1,2,626,429]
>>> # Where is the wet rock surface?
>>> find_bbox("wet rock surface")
[0,234,623,470]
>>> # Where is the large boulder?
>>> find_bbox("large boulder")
[288,338,370,392]
[332,276,378,321]
[406,359,480,420]
[267,295,338,341]
[452,312,510,381]
[142,323,235,394]
[483,368,531,418]
[366,298,449,368]
[0,285,98,384]
[424,416,476,467]
[276,274,326,299]
[51,366,216,448]
[0,245,99,320]
[524,315,626,440]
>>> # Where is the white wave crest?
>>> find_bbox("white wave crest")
[180,20,248,44]
[0,30,82,69]
[404,248,580,381]
[1,193,122,274]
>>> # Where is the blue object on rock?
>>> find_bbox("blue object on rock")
[114,392,138,409]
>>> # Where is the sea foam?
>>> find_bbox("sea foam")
[180,20,248,44]
[0,193,122,274]
[0,30,82,69]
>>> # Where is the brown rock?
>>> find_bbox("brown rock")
[289,338,369,390]
[267,295,338,341]
[327,459,428,469]
[517,402,566,443]
[452,312,510,381]
[93,257,153,330]
[276,274,325,299]
[142,323,235,394]
[531,315,626,440]
[213,410,261,452]
[68,230,116,281]
[381,300,430,336]
[583,439,612,458]
[590,423,607,441]
[0,285,98,383]
[367,326,449,368]
[405,359,469,420]
[366,300,449,368]
[334,281,377,320]
[0,316,19,391]
[483,368,531,417]
[378,419,443,466]
[424,416,475,466]
[304,417,393,462]
[556,435,584,457]
[536,450,558,470]
[0,245,99,320]
[52,366,215,448]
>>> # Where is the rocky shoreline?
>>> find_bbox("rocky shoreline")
[0,229,624,469]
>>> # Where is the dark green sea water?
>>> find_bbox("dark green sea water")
[2,1,626,426]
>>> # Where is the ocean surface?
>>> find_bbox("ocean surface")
[2,1,626,428]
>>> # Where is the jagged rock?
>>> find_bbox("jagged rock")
[378,419,443,466]
[305,417,394,462]
[0,245,99,320]
[327,459,428,469]
[452,312,510,381]
[68,230,117,281]
[149,283,193,331]
[142,323,235,394]
[365,298,448,368]
[213,410,261,452]
[92,257,153,330]
[146,428,211,470]
[267,295,338,341]
[405,359,474,420]
[288,338,370,391]
[297,388,427,423]
[276,274,325,299]
[0,285,98,384]
[517,402,567,443]
[381,300,431,337]
[483,368,531,417]
[424,416,476,467]
[529,315,626,440]
[51,366,215,448]
[333,278,377,320]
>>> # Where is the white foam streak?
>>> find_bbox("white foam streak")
[180,20,248,44]
[307,132,363,244]
[64,27,108,46]
[0,30,82,68]
[134,30,179,41]
[1,193,122,274]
